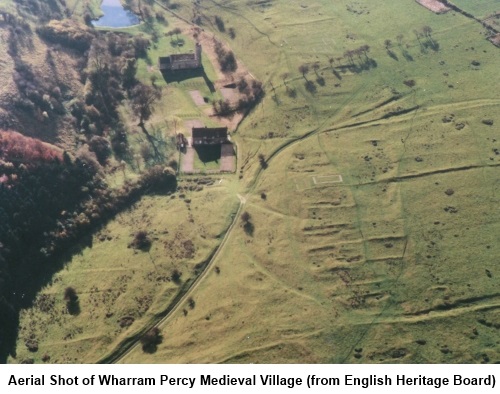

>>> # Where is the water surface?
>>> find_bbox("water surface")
[92,0,140,28]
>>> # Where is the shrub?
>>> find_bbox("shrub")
[36,20,94,53]
[258,153,268,169]
[129,230,152,251]
[241,211,251,223]
[0,131,63,163]
[89,136,111,165]
[171,269,182,284]
[403,79,416,88]
[140,327,162,353]
[64,287,78,303]
[64,287,80,315]
[140,165,177,194]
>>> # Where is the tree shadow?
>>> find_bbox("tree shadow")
[243,221,254,236]
[286,88,297,98]
[387,50,399,61]
[424,40,440,52]
[332,69,342,80]
[305,80,317,94]
[402,50,414,61]
[66,299,81,316]
[316,76,325,86]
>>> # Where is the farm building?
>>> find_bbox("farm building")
[192,127,228,146]
[158,43,202,71]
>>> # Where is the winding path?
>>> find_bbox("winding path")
[100,193,246,363]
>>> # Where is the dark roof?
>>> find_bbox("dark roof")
[159,53,196,65]
[158,56,171,66]
[192,127,228,139]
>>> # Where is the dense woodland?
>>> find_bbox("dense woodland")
[0,0,176,361]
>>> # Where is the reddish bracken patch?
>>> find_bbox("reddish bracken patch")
[0,130,63,164]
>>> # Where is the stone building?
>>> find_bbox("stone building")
[192,127,228,146]
[158,43,202,71]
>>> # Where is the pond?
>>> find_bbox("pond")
[92,0,140,28]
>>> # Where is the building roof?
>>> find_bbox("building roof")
[192,127,228,139]
[159,53,197,66]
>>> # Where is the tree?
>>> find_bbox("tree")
[241,211,251,223]
[64,287,80,315]
[281,72,289,91]
[384,39,392,50]
[64,287,78,303]
[130,230,152,251]
[121,58,138,89]
[344,50,354,65]
[396,34,404,47]
[89,136,111,164]
[131,83,161,126]
[312,62,320,75]
[360,44,370,60]
[298,64,309,79]
[172,27,182,41]
[133,35,150,58]
[140,327,162,353]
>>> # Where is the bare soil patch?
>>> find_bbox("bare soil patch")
[489,33,500,47]
[181,147,195,173]
[220,87,238,102]
[415,0,450,14]
[189,90,206,106]
[220,144,235,172]
[184,119,204,136]
[184,26,259,131]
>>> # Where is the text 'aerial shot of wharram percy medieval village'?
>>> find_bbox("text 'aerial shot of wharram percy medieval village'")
[0,0,499,365]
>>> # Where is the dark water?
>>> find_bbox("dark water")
[92,0,139,28]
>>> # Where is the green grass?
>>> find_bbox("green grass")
[10,177,240,363]
[9,0,500,364]
[193,145,222,171]
[451,0,500,19]
[118,0,500,364]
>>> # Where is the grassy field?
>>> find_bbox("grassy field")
[119,0,500,364]
[10,0,500,363]
[10,177,240,363]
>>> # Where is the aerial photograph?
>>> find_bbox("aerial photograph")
[0,0,499,364]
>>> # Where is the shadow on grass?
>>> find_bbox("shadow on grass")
[161,68,216,93]
[194,145,221,165]
[402,50,414,61]
[387,50,399,61]
[305,80,317,94]
[67,300,81,316]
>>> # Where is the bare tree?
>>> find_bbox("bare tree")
[131,83,161,126]
[312,62,320,75]
[396,34,404,47]
[298,64,309,79]
[281,72,289,91]
[360,44,370,60]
